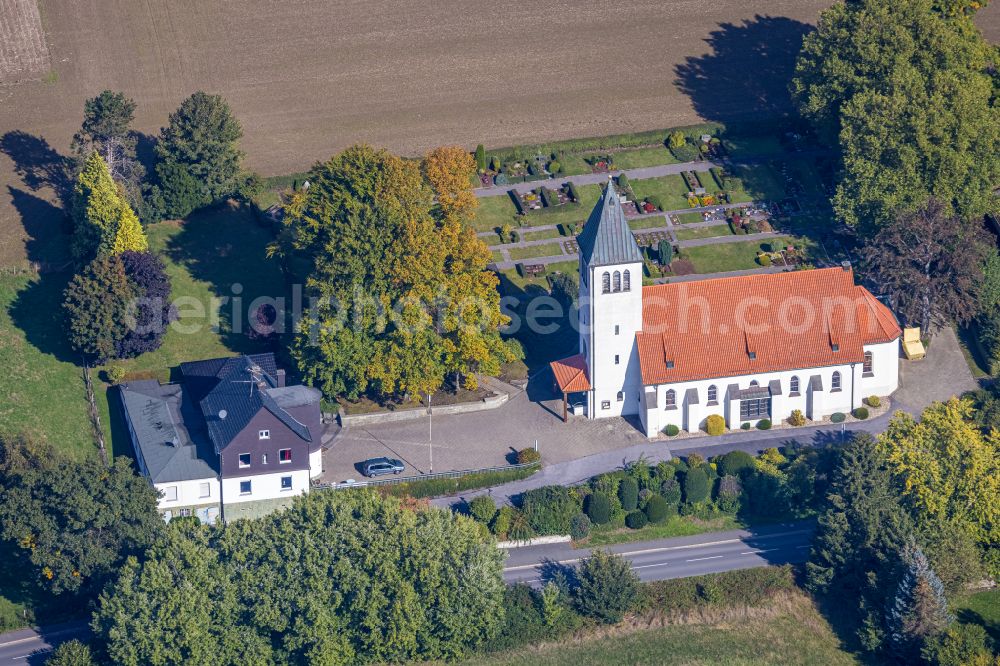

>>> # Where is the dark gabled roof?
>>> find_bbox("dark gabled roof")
[182,354,313,455]
[119,380,219,483]
[577,180,643,268]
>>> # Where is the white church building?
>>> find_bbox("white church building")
[550,182,901,437]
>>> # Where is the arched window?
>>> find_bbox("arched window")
[623,269,631,292]
[616,391,624,402]
[749,380,759,387]
[612,271,621,292]
[863,351,873,374]
[707,385,717,403]
[664,389,676,408]
[601,272,611,294]
[790,375,800,394]
[832,371,841,391]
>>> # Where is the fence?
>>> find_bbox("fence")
[314,460,541,492]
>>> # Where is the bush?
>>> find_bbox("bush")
[491,505,515,537]
[830,412,846,423]
[647,195,664,211]
[659,477,681,505]
[617,173,630,190]
[584,492,611,525]
[663,424,679,436]
[852,407,869,420]
[625,510,648,529]
[756,419,772,430]
[717,450,755,477]
[618,478,639,512]
[521,486,580,535]
[683,467,710,504]
[921,623,994,666]
[644,494,670,523]
[467,495,497,524]
[757,253,772,267]
[494,172,508,186]
[667,131,686,149]
[106,365,126,384]
[548,160,561,174]
[865,395,881,408]
[569,513,591,541]
[705,414,726,436]
[517,447,541,464]
[788,409,806,426]
[573,550,640,624]
[741,422,751,430]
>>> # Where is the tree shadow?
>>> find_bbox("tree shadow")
[0,131,72,203]
[674,15,813,126]
[8,270,78,364]
[7,187,72,266]
[955,608,1000,646]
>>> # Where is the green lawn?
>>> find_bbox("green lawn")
[507,243,565,261]
[520,227,564,241]
[733,163,787,202]
[0,273,95,459]
[463,598,857,666]
[473,195,520,232]
[632,175,692,212]
[952,588,1000,646]
[581,514,740,548]
[674,211,709,225]
[497,260,577,293]
[683,240,770,274]
[675,225,733,241]
[522,185,601,228]
[612,146,679,170]
[628,217,669,231]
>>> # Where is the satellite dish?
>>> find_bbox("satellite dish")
[218,410,227,420]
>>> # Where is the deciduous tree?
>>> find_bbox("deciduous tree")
[423,145,478,223]
[572,550,640,624]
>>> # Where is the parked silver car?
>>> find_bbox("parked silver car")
[361,457,405,478]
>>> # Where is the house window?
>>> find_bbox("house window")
[239,480,252,495]
[279,448,292,464]
[602,272,611,294]
[831,371,842,391]
[258,429,270,440]
[707,385,717,403]
[863,351,873,375]
[280,476,292,491]
[790,375,800,395]
[614,354,620,365]
[601,400,611,410]
[262,454,268,465]
[614,325,620,335]
[665,389,676,409]
[179,508,191,517]
[238,453,251,468]
[617,391,624,402]
[199,482,211,498]
[740,397,770,420]
[613,271,621,292]
[163,486,178,502]
[623,270,631,292]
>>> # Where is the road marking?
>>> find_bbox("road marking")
[685,555,724,562]
[740,548,779,555]
[796,545,811,549]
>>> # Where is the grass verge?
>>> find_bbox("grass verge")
[580,514,741,548]
[377,464,539,500]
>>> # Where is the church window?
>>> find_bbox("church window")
[863,351,873,375]
[831,371,842,391]
[707,385,717,403]
[613,271,621,292]
[602,272,611,294]
[614,325,619,335]
[664,389,676,408]
[789,375,800,395]
[623,270,631,291]
[614,355,620,365]
[617,391,624,402]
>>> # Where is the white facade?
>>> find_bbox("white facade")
[309,447,323,479]
[154,478,221,524]
[221,468,311,505]
[580,256,644,418]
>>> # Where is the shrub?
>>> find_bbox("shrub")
[741,422,751,430]
[659,477,681,505]
[490,155,501,171]
[474,144,486,171]
[705,414,725,436]
[667,131,686,149]
[517,447,541,464]
[788,409,806,426]
[584,492,611,525]
[507,510,534,541]
[573,550,640,624]
[521,486,580,535]
[921,623,993,666]
[494,172,508,185]
[467,495,497,524]
[717,450,755,477]
[569,513,591,540]
[548,160,561,174]
[567,181,580,202]
[852,407,869,420]
[644,495,670,523]
[683,467,710,504]
[490,505,515,537]
[865,395,881,408]
[756,419,772,430]
[757,253,772,267]
[830,412,846,423]
[618,478,639,512]
[106,366,126,384]
[663,424,679,436]
[617,173,630,190]
[625,510,648,529]
[647,195,664,211]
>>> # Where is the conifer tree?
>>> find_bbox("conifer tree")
[71,152,147,262]
[886,543,952,658]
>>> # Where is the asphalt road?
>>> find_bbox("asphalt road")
[0,621,88,665]
[502,521,813,587]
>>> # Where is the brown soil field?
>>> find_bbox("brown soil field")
[0,0,997,268]
[0,0,50,84]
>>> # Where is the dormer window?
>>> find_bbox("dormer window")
[748,351,757,360]
[666,360,674,369]
[831,343,840,352]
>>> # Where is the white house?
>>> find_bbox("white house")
[551,183,901,437]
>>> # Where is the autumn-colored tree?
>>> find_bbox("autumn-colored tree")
[71,152,148,262]
[876,399,1000,551]
[422,146,478,224]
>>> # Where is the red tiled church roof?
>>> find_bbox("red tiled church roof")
[550,353,591,393]
[636,267,900,386]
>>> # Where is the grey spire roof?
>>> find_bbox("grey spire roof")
[577,180,643,267]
